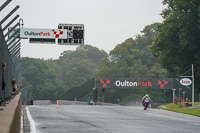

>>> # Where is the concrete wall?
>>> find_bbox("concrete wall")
[0,94,22,133]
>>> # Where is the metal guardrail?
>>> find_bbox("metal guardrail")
[33,100,51,105]
[57,100,87,105]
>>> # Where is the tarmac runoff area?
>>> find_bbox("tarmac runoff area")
[26,105,200,133]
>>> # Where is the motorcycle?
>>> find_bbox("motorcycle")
[143,97,150,110]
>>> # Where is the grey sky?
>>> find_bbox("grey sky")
[1,0,166,59]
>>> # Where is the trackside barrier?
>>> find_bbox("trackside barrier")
[0,94,22,133]
[57,100,87,105]
[33,100,51,105]
[98,102,118,106]
[56,100,118,106]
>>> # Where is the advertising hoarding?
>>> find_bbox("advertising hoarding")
[20,28,67,39]
[96,78,174,89]
[180,78,192,86]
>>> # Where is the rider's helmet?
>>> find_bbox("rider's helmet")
[145,94,149,97]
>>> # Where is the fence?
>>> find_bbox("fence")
[0,0,21,102]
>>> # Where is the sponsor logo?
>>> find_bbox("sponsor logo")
[115,80,152,87]
[24,31,40,36]
[158,80,168,88]
[180,78,192,86]
[98,78,172,89]
[52,29,63,38]
[23,29,64,38]
[100,79,110,87]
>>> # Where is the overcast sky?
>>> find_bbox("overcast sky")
[1,0,166,59]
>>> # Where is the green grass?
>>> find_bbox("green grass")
[158,103,200,117]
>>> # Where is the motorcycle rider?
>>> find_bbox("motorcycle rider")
[142,94,151,106]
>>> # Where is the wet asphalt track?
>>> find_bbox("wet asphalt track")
[27,105,200,133]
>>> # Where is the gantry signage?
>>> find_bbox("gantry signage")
[57,24,84,45]
[20,28,67,39]
[95,78,174,89]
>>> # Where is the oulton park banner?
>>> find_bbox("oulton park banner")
[20,28,67,39]
[95,78,174,89]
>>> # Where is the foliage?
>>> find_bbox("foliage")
[46,45,108,89]
[21,57,66,101]
[151,0,200,92]
[22,45,108,101]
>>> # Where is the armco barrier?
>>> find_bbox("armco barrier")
[0,94,22,133]
[33,100,51,105]
[57,100,87,105]
[56,100,117,106]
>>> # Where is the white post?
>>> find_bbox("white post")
[192,64,194,106]
[180,64,194,107]
[117,99,120,105]
[199,94,200,102]
[183,91,186,103]
[172,88,176,103]
[179,88,181,106]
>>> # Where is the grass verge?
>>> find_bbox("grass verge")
[158,102,200,117]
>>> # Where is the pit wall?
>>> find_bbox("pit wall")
[0,94,22,133]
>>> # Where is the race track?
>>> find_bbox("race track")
[27,105,200,133]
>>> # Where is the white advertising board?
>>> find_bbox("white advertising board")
[20,28,67,39]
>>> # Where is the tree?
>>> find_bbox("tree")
[21,57,66,101]
[50,44,108,90]
[151,0,200,92]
